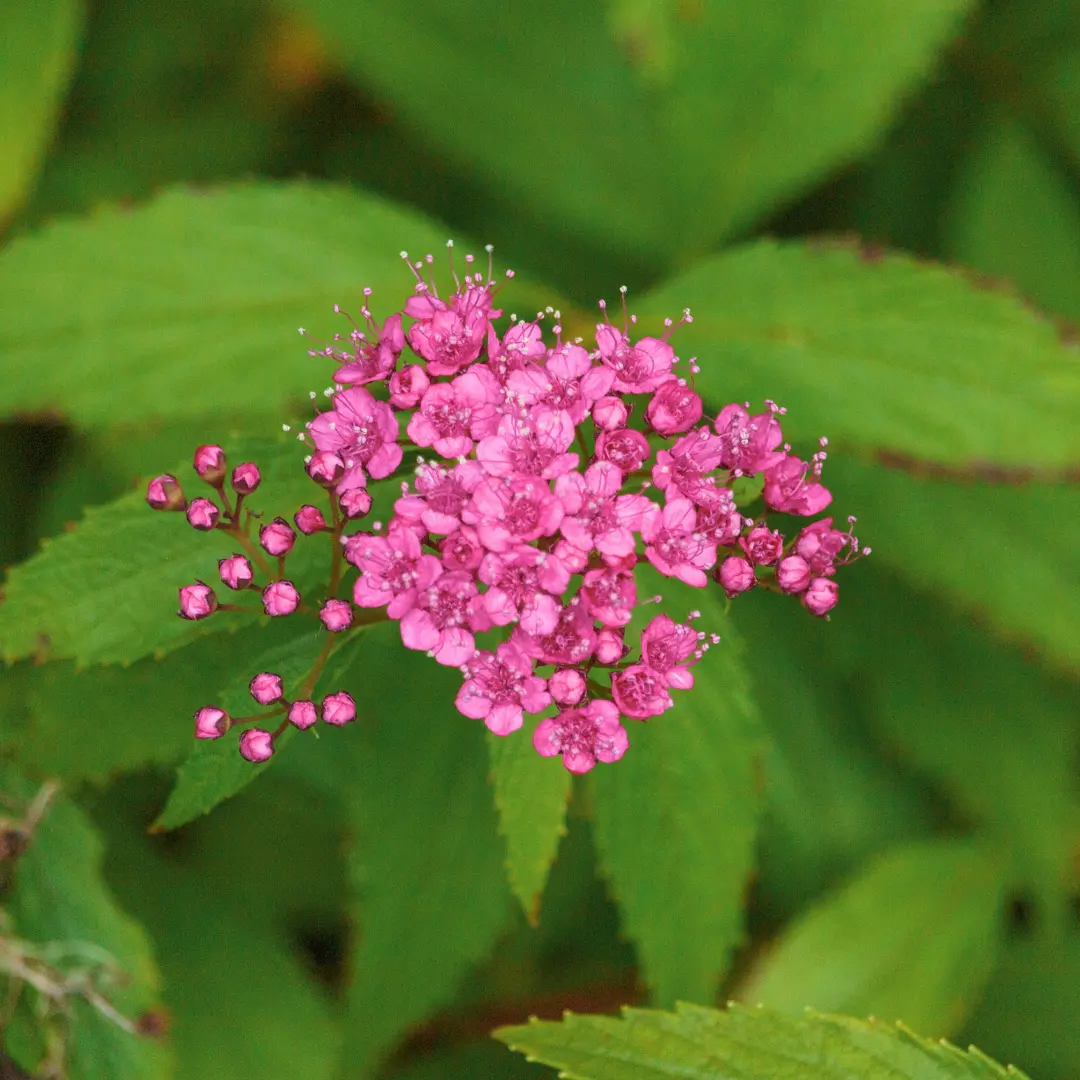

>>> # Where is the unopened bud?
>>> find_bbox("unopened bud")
[178,582,217,620]
[147,474,186,511]
[231,462,261,494]
[776,555,811,594]
[262,580,300,616]
[307,451,345,488]
[288,700,318,730]
[340,488,373,520]
[186,497,220,531]
[802,577,839,617]
[194,706,229,739]
[193,445,227,484]
[319,599,354,632]
[249,672,284,705]
[259,517,296,557]
[239,728,275,762]
[294,505,328,534]
[549,668,586,706]
[321,691,356,726]
[218,554,254,590]
[718,556,755,597]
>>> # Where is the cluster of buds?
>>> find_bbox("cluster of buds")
[149,244,867,771]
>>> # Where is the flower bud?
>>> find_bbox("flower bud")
[595,627,626,665]
[388,364,430,408]
[322,691,356,726]
[307,450,345,488]
[178,582,217,620]
[549,668,586,706]
[193,445,227,484]
[146,474,186,511]
[262,580,300,616]
[194,706,229,739]
[259,517,296,557]
[802,577,839,617]
[776,554,811,594]
[231,462,261,494]
[339,488,373,520]
[249,672,284,705]
[592,395,628,431]
[319,599,354,632]
[288,700,318,730]
[239,728,275,762]
[186,497,220,531]
[294,505,328,535]
[645,381,703,435]
[718,556,755,597]
[740,525,784,567]
[218,554,254,590]
[595,428,651,474]
[440,527,484,571]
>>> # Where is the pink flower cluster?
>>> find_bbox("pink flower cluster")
[150,246,866,772]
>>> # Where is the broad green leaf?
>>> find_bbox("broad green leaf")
[495,1001,1031,1080]
[0,0,81,221]
[94,774,342,1080]
[640,240,1080,467]
[591,577,762,1006]
[0,183,554,425]
[153,624,349,829]
[740,842,1006,1037]
[2,766,172,1080]
[947,114,1080,322]
[0,435,345,666]
[828,455,1080,673]
[487,724,571,924]
[341,626,512,1077]
[284,0,971,263]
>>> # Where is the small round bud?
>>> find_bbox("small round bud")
[802,577,839,617]
[321,691,356,726]
[339,488,373,520]
[593,395,628,431]
[288,700,318,730]
[439,527,484,571]
[549,668,586,706]
[218,554,254,590]
[146,474,186,511]
[231,462,261,494]
[259,517,296,557]
[718,556,755,597]
[239,728,275,762]
[595,428,651,474]
[193,445,227,484]
[388,364,430,408]
[307,450,345,488]
[740,525,784,567]
[319,599,354,632]
[186,497,220,531]
[776,554,811,594]
[179,582,217,620]
[262,580,300,616]
[194,706,229,739]
[249,672,284,705]
[294,505,328,535]
[595,628,626,666]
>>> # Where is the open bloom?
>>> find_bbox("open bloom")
[533,699,629,773]
[399,570,488,666]
[641,498,717,587]
[309,386,402,487]
[455,641,551,734]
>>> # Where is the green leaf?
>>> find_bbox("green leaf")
[640,239,1080,467]
[283,0,971,263]
[947,113,1080,322]
[340,626,512,1077]
[494,1001,1032,1080]
[0,182,555,425]
[487,724,571,924]
[591,577,762,1006]
[0,435,343,666]
[0,0,82,221]
[153,624,346,829]
[740,841,1007,1038]
[2,766,172,1080]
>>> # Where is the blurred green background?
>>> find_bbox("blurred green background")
[3,1,1080,1078]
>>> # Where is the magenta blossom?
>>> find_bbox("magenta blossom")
[714,404,785,476]
[478,545,571,634]
[347,521,443,619]
[595,326,675,393]
[394,459,485,535]
[512,596,597,666]
[309,386,402,488]
[463,475,565,552]
[406,293,489,376]
[476,409,578,479]
[740,525,784,566]
[794,518,850,575]
[399,570,488,666]
[641,498,717,587]
[533,699,629,773]
[652,427,726,507]
[611,664,673,719]
[455,641,551,735]
[406,368,501,457]
[506,342,614,424]
[555,461,653,558]
[332,312,405,385]
[640,615,698,689]
[763,455,832,516]
[388,363,430,408]
[581,564,637,627]
[594,428,651,475]
[645,380,703,435]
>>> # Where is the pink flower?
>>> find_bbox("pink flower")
[645,380,703,435]
[406,368,501,457]
[533,699,629,773]
[321,691,357,725]
[803,577,839,617]
[289,700,318,729]
[478,545,571,634]
[406,294,489,376]
[239,729,274,762]
[763,455,832,516]
[506,343,614,424]
[231,462,261,494]
[439,526,485,571]
[395,460,485,535]
[262,580,300,616]
[693,491,744,546]
[595,327,675,393]
[641,498,717,587]
[259,517,296,557]
[486,319,546,383]
[147,474,185,511]
[194,706,229,739]
[639,615,697,689]
[309,386,402,487]
[463,475,565,552]
[333,313,404,385]
[581,565,636,627]
[740,525,783,566]
[399,571,487,666]
[549,668,586,706]
[455,642,551,735]
[388,363,430,408]
[611,664,673,719]
[218,554,254,590]
[714,404,785,476]
[652,428,726,507]
[718,556,755,597]
[513,596,597,666]
[794,518,849,575]
[179,582,217,620]
[320,598,354,632]
[346,522,442,618]
[294,505,328,535]
[592,395,628,431]
[594,428,651,475]
[250,672,284,704]
[555,462,653,558]
[776,555,812,594]
[476,409,578,479]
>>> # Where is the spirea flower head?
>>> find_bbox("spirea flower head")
[152,242,867,767]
